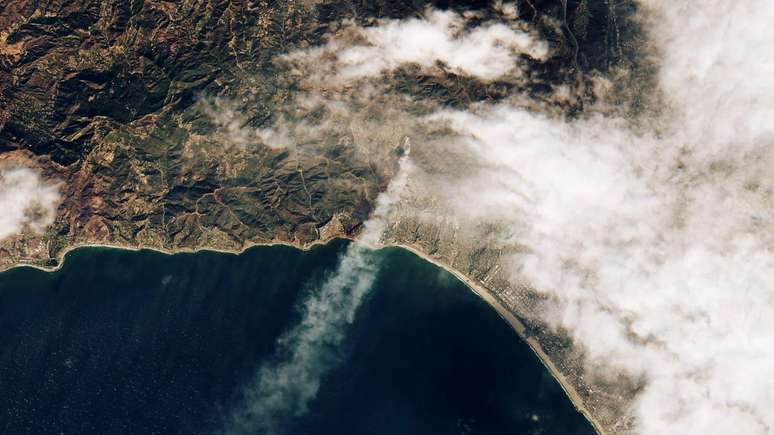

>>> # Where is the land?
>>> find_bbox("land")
[0,1,647,433]
[4,236,610,435]
[394,242,610,435]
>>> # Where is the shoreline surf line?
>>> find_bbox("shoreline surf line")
[393,243,608,435]
[0,236,350,274]
[1,237,605,435]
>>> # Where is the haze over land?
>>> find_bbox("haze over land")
[248,2,774,433]
[1,1,773,434]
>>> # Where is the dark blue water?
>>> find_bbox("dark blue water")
[0,240,593,435]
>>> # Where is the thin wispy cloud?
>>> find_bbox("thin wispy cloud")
[200,96,289,150]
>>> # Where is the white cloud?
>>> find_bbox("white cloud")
[423,1,774,432]
[246,1,774,433]
[0,166,61,240]
[644,0,774,155]
[336,9,548,81]
[281,8,547,87]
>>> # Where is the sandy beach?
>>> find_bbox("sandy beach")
[393,243,607,435]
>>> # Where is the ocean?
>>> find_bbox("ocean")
[0,240,593,434]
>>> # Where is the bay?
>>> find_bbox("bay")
[0,240,593,435]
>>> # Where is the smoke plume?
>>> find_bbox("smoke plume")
[237,2,774,433]
[225,150,412,434]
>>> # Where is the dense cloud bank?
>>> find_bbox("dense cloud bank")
[236,2,774,433]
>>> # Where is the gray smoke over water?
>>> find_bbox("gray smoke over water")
[225,242,379,435]
[229,1,774,433]
[225,151,411,434]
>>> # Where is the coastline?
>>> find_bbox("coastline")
[1,238,605,435]
[0,237,350,274]
[393,243,607,435]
